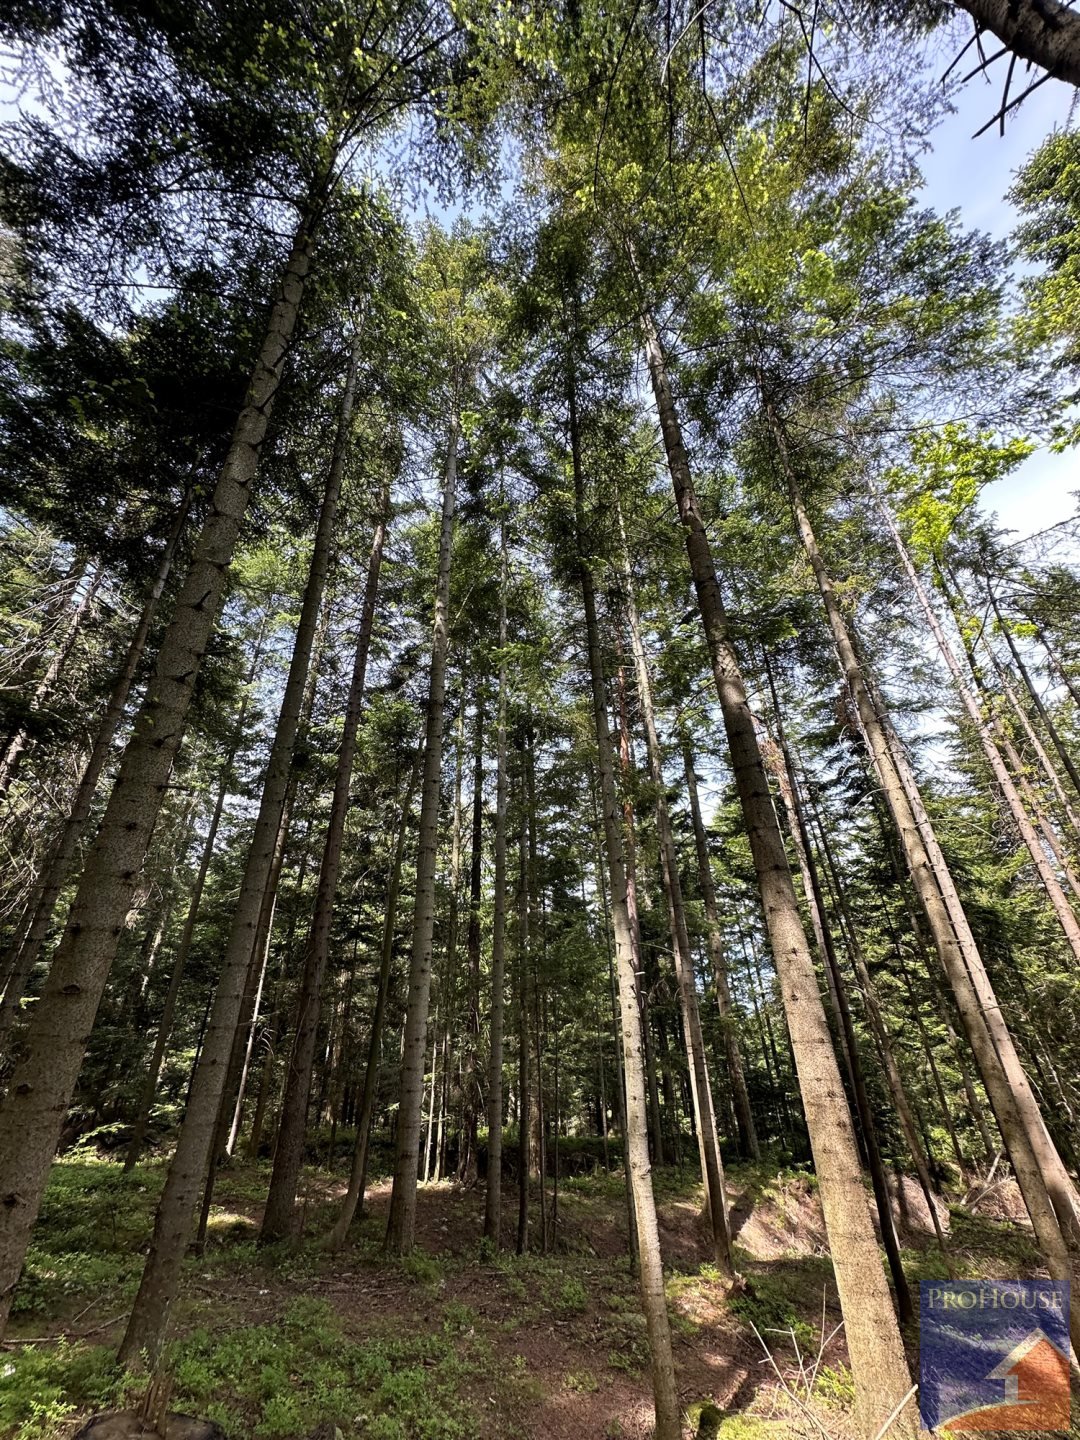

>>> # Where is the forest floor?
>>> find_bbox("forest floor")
[0,1147,1066,1440]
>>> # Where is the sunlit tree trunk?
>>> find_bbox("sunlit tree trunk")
[331,753,419,1249]
[592,813,639,1275]
[761,666,913,1323]
[639,301,915,1438]
[869,489,1080,1271]
[387,392,459,1254]
[613,656,666,1165]
[261,465,388,1242]
[805,794,953,1265]
[616,502,732,1272]
[0,213,316,1342]
[516,744,532,1256]
[569,351,680,1440]
[459,700,484,1188]
[679,733,759,1161]
[484,515,509,1245]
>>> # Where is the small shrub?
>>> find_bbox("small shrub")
[441,1301,476,1334]
[730,1275,814,1347]
[556,1276,587,1313]
[814,1364,855,1406]
[0,1340,123,1440]
[401,1250,443,1287]
[564,1369,599,1393]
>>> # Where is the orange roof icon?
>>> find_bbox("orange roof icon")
[945,1329,1071,1432]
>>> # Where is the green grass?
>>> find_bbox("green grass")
[169,1298,476,1440]
[11,1159,162,1322]
[0,1340,127,1440]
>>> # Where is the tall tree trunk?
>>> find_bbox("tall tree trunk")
[639,302,915,1438]
[0,213,316,1340]
[386,394,459,1254]
[679,733,759,1161]
[806,798,953,1265]
[1030,619,1080,711]
[422,991,441,1184]
[0,490,192,1048]
[261,461,388,1243]
[484,515,509,1245]
[123,627,268,1174]
[568,351,680,1440]
[595,834,639,1275]
[331,752,420,1248]
[196,770,306,1252]
[759,393,1080,1281]
[115,252,354,1362]
[980,642,1080,887]
[613,658,666,1166]
[762,664,913,1323]
[616,505,732,1272]
[516,747,531,1256]
[592,805,640,1271]
[867,486,1080,1267]
[122,765,228,1172]
[459,700,484,1188]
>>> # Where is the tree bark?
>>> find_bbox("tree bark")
[122,763,228,1172]
[459,700,484,1188]
[516,743,532,1255]
[331,750,420,1248]
[679,734,759,1161]
[260,456,388,1243]
[806,789,954,1268]
[569,349,680,1440]
[0,213,316,1341]
[594,821,639,1275]
[951,0,1080,89]
[484,514,509,1245]
[638,301,915,1438]
[761,666,913,1324]
[613,658,666,1166]
[616,503,732,1273]
[386,394,459,1254]
[868,488,1080,1268]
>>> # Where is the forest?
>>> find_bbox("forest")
[1,0,1080,1436]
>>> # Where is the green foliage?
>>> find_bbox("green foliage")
[12,1161,161,1319]
[814,1364,856,1406]
[1011,129,1080,397]
[0,1341,124,1440]
[563,1368,599,1393]
[555,1276,588,1314]
[729,1274,815,1348]
[169,1298,473,1439]
[890,423,1034,565]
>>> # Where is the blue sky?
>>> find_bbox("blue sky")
[919,72,1079,546]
